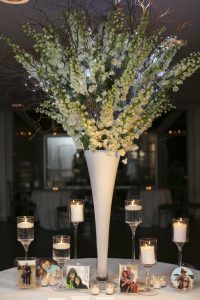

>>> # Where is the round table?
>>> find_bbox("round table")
[0,259,199,299]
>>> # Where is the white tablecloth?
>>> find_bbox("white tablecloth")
[140,189,172,228]
[31,190,71,230]
[0,258,199,300]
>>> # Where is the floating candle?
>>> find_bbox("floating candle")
[125,204,142,211]
[17,221,34,229]
[53,242,70,250]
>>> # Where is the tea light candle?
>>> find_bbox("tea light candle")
[17,220,34,228]
[141,244,156,265]
[49,277,57,286]
[41,277,49,287]
[153,278,161,289]
[53,241,70,250]
[106,283,114,295]
[91,284,100,295]
[160,276,167,287]
[173,219,187,243]
[150,276,155,286]
[71,202,84,222]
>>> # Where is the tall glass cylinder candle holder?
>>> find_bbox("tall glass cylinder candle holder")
[125,199,142,262]
[172,218,189,267]
[53,235,70,291]
[139,238,158,296]
[17,216,34,259]
[68,199,84,260]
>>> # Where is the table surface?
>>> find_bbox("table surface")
[0,258,199,300]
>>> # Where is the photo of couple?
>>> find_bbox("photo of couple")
[119,264,138,293]
[21,263,31,285]
[17,259,36,289]
[66,265,90,289]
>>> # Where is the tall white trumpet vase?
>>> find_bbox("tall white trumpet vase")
[84,150,120,280]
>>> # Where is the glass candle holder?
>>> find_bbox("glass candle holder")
[153,276,161,289]
[139,238,158,296]
[52,235,70,291]
[159,275,167,287]
[68,199,84,260]
[172,218,189,267]
[125,199,142,262]
[105,281,115,295]
[17,216,34,259]
[90,281,100,295]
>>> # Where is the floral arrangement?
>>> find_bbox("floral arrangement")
[2,5,200,157]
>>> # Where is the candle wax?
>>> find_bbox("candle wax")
[71,203,84,222]
[173,222,187,243]
[153,280,161,289]
[91,286,100,295]
[17,221,34,229]
[160,279,167,287]
[53,242,70,250]
[125,204,142,211]
[106,287,114,294]
[141,245,155,265]
[41,278,48,287]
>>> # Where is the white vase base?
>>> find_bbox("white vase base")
[96,274,108,282]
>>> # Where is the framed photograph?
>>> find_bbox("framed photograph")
[36,258,61,278]
[119,264,138,294]
[16,258,36,289]
[171,266,194,290]
[66,265,90,289]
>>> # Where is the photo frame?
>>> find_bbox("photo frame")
[119,264,138,294]
[171,266,194,290]
[36,258,61,287]
[66,265,90,289]
[36,258,61,278]
[16,257,36,289]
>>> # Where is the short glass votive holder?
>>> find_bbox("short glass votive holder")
[40,276,49,287]
[153,276,161,289]
[90,281,100,295]
[159,275,167,287]
[40,273,58,287]
[105,281,115,295]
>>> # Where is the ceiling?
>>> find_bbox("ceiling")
[0,0,199,110]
